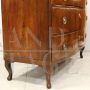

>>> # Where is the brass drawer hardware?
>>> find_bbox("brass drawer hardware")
[62,16,68,25]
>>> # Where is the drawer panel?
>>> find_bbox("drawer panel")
[52,7,85,34]
[51,0,86,8]
[52,31,79,62]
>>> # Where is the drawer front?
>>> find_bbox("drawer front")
[51,0,86,8]
[52,7,85,34]
[52,31,79,62]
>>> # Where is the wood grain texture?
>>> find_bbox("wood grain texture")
[1,0,86,89]
[2,0,49,64]
[52,7,86,34]
[51,0,86,8]
[52,31,79,64]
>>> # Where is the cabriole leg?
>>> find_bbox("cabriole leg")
[46,71,51,89]
[5,61,12,81]
[80,46,85,58]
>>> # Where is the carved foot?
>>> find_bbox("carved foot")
[80,47,85,58]
[5,61,12,81]
[46,73,51,89]
[45,65,52,89]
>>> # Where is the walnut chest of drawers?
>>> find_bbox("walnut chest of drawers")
[1,0,87,89]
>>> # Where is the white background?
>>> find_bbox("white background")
[0,0,90,50]
[86,0,90,50]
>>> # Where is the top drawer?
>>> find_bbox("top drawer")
[51,0,86,8]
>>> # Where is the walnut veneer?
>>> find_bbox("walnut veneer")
[1,0,87,89]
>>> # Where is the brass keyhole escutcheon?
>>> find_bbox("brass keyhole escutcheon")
[62,16,68,25]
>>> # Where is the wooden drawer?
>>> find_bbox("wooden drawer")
[51,0,86,8]
[52,7,85,34]
[52,31,79,63]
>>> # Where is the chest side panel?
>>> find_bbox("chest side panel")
[2,0,49,62]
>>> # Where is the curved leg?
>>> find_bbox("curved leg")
[46,68,51,89]
[80,46,85,58]
[43,52,52,89]
[44,62,52,89]
[5,61,12,81]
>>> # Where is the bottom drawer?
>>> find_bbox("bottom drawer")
[52,31,79,63]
